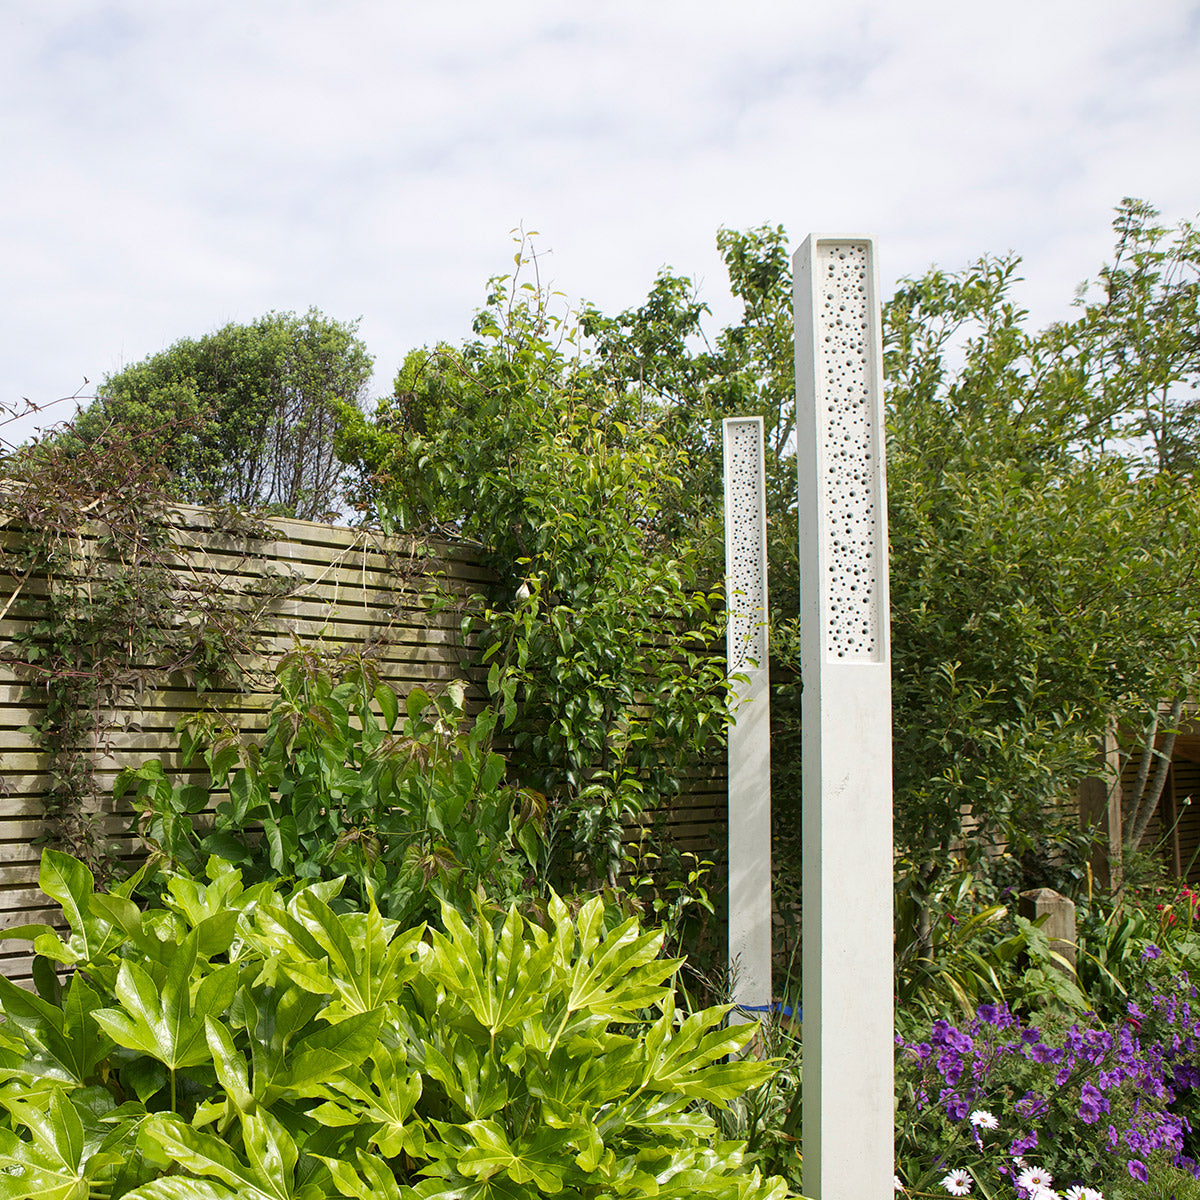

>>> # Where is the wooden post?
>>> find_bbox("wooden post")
[1078,777,1113,890]
[794,236,894,1198]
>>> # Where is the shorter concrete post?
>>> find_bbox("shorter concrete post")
[724,417,772,1023]
[1019,888,1076,973]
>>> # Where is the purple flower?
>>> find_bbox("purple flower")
[1142,944,1162,961]
[1127,1158,1150,1182]
[1174,1062,1200,1089]
[1078,1082,1109,1124]
[977,1003,1004,1025]
[1010,1131,1038,1157]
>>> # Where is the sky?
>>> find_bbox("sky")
[3,0,1198,446]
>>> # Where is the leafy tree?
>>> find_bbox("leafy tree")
[1075,197,1200,473]
[339,204,1200,896]
[575,205,1200,890]
[336,254,731,890]
[883,254,1200,873]
[78,308,372,518]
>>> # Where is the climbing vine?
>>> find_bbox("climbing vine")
[0,415,301,880]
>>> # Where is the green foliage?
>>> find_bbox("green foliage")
[337,242,734,890]
[566,202,1200,886]
[893,864,1089,1033]
[710,1007,802,1194]
[1076,881,1200,1023]
[0,849,792,1200]
[79,308,372,519]
[883,211,1200,874]
[1078,197,1200,474]
[579,224,797,560]
[472,414,732,886]
[117,650,542,927]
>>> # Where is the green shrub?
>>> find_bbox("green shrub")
[0,850,792,1199]
[116,651,542,927]
[894,863,1089,1034]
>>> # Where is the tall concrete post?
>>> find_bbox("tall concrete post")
[724,416,772,1020]
[794,236,894,1197]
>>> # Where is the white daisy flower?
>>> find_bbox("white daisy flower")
[1017,1166,1054,1192]
[969,1109,999,1129]
[1033,1189,1061,1200]
[1065,1189,1104,1200]
[940,1168,972,1196]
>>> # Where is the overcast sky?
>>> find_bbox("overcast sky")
[3,1,1198,445]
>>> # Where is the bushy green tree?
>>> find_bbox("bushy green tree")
[1077,197,1200,473]
[78,308,371,518]
[884,248,1200,875]
[336,255,730,890]
[581,204,1200,887]
[338,202,1200,892]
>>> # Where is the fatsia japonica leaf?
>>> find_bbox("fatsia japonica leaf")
[416,1037,509,1122]
[30,849,125,967]
[249,888,422,1017]
[0,974,112,1085]
[306,1043,425,1157]
[0,1090,122,1200]
[425,901,553,1034]
[318,1149,405,1200]
[557,894,678,1022]
[91,932,238,1071]
[204,1017,253,1114]
[277,1005,387,1092]
[427,1118,569,1192]
[640,998,775,1103]
[121,1181,239,1200]
[139,1112,323,1200]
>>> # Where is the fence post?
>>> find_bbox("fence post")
[724,416,772,1024]
[794,235,894,1197]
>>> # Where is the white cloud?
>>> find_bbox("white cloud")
[2,0,1197,437]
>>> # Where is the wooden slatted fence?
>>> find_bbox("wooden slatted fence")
[0,505,728,982]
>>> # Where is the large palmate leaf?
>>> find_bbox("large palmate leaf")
[640,997,775,1103]
[433,1119,570,1193]
[92,932,238,1072]
[0,974,113,1085]
[424,903,553,1036]
[306,1043,425,1157]
[0,1090,124,1200]
[19,850,125,969]
[318,1149,407,1200]
[556,894,678,1023]
[249,889,422,1017]
[414,1037,509,1124]
[140,1112,324,1200]
[122,1181,238,1200]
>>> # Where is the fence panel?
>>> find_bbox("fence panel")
[0,506,727,982]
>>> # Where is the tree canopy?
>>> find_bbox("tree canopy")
[77,308,372,519]
[337,200,1200,888]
